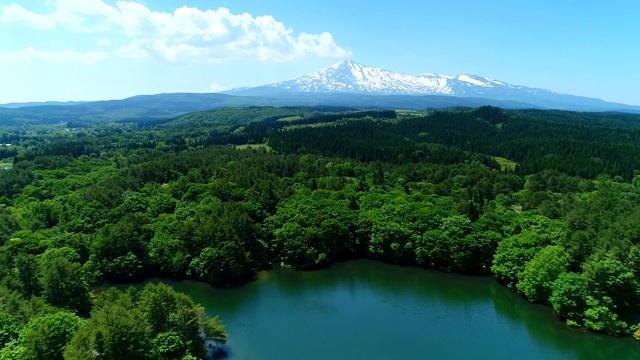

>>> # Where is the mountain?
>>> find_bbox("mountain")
[3,61,639,126]
[226,60,640,112]
[0,101,87,109]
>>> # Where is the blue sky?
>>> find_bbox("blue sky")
[1,0,639,105]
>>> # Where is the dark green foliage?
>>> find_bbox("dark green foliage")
[64,298,153,360]
[2,105,640,342]
[64,284,224,360]
[15,253,40,297]
[0,208,19,245]
[38,251,91,316]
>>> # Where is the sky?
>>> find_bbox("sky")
[0,0,639,105]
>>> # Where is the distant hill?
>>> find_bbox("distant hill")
[2,66,640,126]
[0,92,541,126]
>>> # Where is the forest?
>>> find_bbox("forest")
[0,105,640,359]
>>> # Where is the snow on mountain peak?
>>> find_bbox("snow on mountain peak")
[225,61,638,111]
[260,61,566,101]
[271,61,455,95]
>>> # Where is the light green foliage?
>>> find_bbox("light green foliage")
[492,231,551,287]
[64,301,152,360]
[360,191,455,265]
[274,223,320,269]
[0,313,19,348]
[151,331,187,360]
[136,283,224,358]
[267,188,358,269]
[492,215,563,287]
[550,272,589,322]
[203,316,227,345]
[583,256,638,312]
[19,311,83,360]
[516,246,569,303]
[147,229,191,277]
[583,296,628,335]
[0,341,27,360]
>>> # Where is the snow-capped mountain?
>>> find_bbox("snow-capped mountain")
[225,61,640,112]
[239,60,543,97]
[267,60,452,94]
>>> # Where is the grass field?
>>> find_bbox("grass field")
[396,109,427,116]
[277,116,303,122]
[493,156,517,171]
[235,144,272,152]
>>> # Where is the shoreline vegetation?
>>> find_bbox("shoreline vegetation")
[1,106,640,358]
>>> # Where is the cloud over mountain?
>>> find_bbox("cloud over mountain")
[0,0,350,63]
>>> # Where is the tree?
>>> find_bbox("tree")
[492,230,554,287]
[583,256,638,313]
[19,311,83,360]
[64,302,152,360]
[39,253,91,316]
[583,296,628,335]
[137,283,220,358]
[273,222,319,269]
[92,212,150,282]
[0,313,19,348]
[516,246,569,303]
[550,272,589,323]
[203,316,227,345]
[151,331,187,360]
[15,253,40,297]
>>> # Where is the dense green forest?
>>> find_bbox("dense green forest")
[1,105,640,358]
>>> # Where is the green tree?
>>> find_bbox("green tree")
[39,253,91,316]
[203,316,227,345]
[151,331,187,360]
[583,296,628,335]
[19,311,83,360]
[550,272,589,323]
[583,256,638,312]
[64,302,152,360]
[0,313,19,348]
[14,253,40,297]
[492,230,554,288]
[516,246,569,303]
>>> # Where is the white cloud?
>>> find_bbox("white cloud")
[0,4,56,29]
[0,1,351,63]
[96,37,112,47]
[0,47,108,64]
[208,82,227,93]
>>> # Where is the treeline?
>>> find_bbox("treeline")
[268,118,500,167]
[268,106,640,180]
[189,110,397,147]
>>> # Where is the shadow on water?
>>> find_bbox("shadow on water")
[126,260,639,360]
[488,280,640,360]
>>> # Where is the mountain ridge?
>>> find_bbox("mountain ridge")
[225,60,639,112]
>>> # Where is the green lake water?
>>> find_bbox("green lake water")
[158,260,639,360]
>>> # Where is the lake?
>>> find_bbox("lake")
[158,260,639,360]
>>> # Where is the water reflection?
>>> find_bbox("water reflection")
[134,260,639,360]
